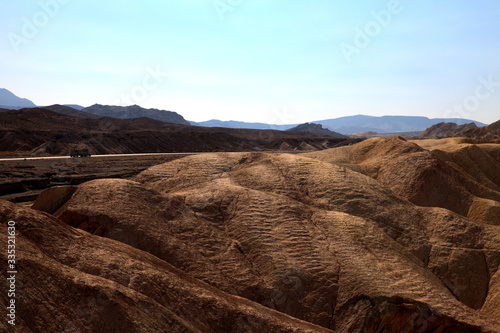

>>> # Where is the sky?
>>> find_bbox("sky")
[1,0,499,124]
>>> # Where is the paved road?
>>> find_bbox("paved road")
[0,151,303,162]
[0,152,197,162]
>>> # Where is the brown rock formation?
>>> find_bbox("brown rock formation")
[286,123,347,138]
[31,185,77,214]
[459,119,500,141]
[53,150,500,331]
[3,138,500,331]
[418,122,478,139]
[0,200,329,333]
[308,137,500,225]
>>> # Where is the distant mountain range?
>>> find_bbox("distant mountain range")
[195,115,487,134]
[314,115,487,134]
[0,89,189,125]
[82,104,190,125]
[0,88,489,133]
[0,88,86,111]
[0,107,359,156]
[192,119,293,130]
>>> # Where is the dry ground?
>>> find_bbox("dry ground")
[1,137,500,332]
[0,154,189,202]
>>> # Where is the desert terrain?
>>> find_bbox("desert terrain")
[2,0,498,330]
[0,154,193,204]
[0,106,359,206]
[0,107,359,158]
[1,133,500,332]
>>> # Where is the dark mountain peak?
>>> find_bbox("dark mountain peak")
[458,118,500,141]
[63,104,85,110]
[82,104,190,125]
[287,122,347,138]
[418,122,478,139]
[41,104,101,119]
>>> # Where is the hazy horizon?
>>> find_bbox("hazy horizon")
[0,88,492,127]
[1,1,499,124]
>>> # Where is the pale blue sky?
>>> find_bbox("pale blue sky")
[1,0,499,124]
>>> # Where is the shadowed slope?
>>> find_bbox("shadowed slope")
[0,200,330,333]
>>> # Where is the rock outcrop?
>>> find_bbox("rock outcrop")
[308,137,500,225]
[459,119,500,141]
[31,185,77,214]
[418,122,478,139]
[286,123,347,138]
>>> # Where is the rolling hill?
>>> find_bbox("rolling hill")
[3,137,500,331]
[307,136,500,226]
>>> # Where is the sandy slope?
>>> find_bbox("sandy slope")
[0,200,329,333]
[308,137,500,226]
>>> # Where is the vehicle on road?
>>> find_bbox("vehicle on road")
[70,148,91,157]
